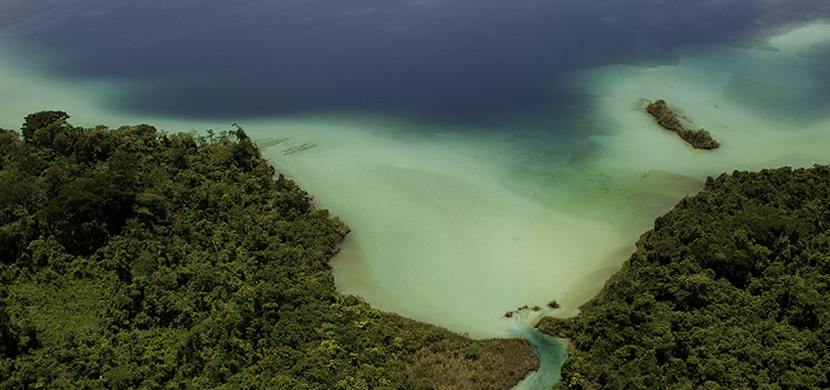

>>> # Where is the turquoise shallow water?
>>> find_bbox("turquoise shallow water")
[2,2,830,388]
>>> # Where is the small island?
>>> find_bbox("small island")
[646,99,720,150]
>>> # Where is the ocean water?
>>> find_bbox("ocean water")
[2,1,830,388]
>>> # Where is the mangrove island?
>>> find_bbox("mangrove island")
[646,99,720,150]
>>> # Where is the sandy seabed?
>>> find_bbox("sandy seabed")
[2,23,830,340]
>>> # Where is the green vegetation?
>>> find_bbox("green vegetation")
[0,112,537,389]
[540,165,830,389]
[646,100,720,150]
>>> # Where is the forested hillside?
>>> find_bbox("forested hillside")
[0,112,537,389]
[541,166,830,389]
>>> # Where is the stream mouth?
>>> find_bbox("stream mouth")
[502,307,568,390]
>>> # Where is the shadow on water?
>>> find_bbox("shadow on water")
[6,0,825,124]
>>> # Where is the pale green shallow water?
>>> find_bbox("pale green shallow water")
[2,22,830,389]
[256,22,830,338]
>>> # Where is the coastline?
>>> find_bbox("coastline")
[538,165,830,388]
[3,17,830,390]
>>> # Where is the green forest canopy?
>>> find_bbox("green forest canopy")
[0,112,537,389]
[541,165,830,389]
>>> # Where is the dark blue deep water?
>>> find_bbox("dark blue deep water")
[2,0,827,125]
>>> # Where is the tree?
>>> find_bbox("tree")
[21,110,69,146]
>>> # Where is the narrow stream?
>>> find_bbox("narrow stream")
[502,307,567,390]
